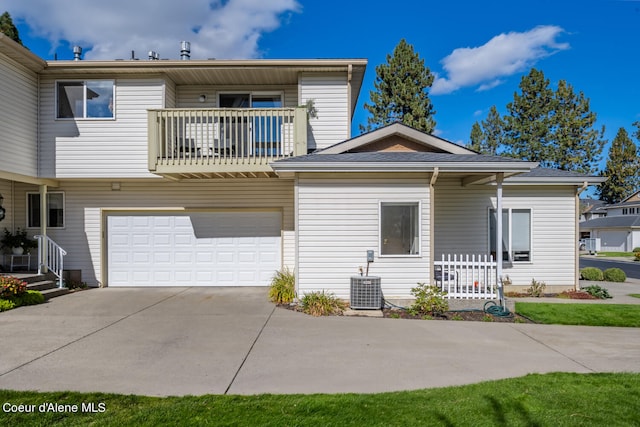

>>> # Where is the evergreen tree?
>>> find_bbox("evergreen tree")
[598,127,640,204]
[361,39,436,133]
[502,68,556,166]
[468,106,504,155]
[0,12,22,45]
[475,68,605,173]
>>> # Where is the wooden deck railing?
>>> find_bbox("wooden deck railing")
[148,107,307,175]
[434,254,498,299]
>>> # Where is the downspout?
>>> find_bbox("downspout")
[496,173,504,308]
[39,184,48,273]
[429,168,439,286]
[575,182,588,290]
[347,64,352,137]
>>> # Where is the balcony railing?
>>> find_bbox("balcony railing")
[148,107,307,177]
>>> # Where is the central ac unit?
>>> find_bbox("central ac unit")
[350,276,382,309]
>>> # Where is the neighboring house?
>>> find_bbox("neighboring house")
[0,34,604,300]
[580,198,607,222]
[580,190,640,251]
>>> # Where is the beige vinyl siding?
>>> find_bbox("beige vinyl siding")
[176,85,298,108]
[297,174,430,299]
[38,77,166,178]
[0,53,38,177]
[299,73,349,151]
[15,179,294,286]
[434,178,577,287]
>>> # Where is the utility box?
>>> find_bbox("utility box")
[350,276,382,309]
[585,238,601,254]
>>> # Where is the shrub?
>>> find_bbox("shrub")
[268,268,296,304]
[580,267,604,281]
[635,252,640,262]
[583,285,612,299]
[526,278,546,297]
[0,299,16,311]
[300,291,347,316]
[408,283,448,317]
[0,276,27,299]
[12,290,45,306]
[603,268,626,282]
[633,247,640,252]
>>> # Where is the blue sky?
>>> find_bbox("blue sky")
[7,0,640,161]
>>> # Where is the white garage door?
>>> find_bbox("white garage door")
[107,212,281,286]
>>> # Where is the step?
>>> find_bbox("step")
[40,287,70,300]
[27,280,57,292]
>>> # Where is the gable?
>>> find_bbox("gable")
[319,123,476,155]
[350,135,448,153]
[623,190,640,203]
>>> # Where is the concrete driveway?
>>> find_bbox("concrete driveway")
[0,287,639,396]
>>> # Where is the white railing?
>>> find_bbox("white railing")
[148,107,307,171]
[35,235,67,288]
[434,254,498,299]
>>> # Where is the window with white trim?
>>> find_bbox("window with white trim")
[380,202,420,256]
[489,208,531,262]
[27,192,65,228]
[57,80,115,119]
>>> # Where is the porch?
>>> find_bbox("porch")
[148,107,308,179]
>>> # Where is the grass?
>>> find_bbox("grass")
[516,302,640,327]
[0,373,639,426]
[594,251,635,257]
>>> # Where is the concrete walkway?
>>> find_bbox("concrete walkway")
[0,287,639,396]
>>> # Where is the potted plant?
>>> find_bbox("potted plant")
[1,228,37,255]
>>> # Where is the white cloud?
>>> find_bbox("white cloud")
[6,0,300,59]
[431,25,569,95]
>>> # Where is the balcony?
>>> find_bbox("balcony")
[148,107,307,179]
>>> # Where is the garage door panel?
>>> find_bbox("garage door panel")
[108,212,281,287]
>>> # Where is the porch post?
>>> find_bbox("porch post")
[429,168,439,286]
[495,173,504,303]
[39,184,48,273]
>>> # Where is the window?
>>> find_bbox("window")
[380,202,420,256]
[27,193,65,228]
[57,80,114,119]
[489,208,531,262]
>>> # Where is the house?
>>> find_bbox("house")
[580,190,640,252]
[0,33,605,301]
[580,198,607,222]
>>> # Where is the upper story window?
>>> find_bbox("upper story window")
[57,80,115,119]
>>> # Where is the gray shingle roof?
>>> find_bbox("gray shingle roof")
[274,152,530,163]
[516,167,595,178]
[580,215,640,229]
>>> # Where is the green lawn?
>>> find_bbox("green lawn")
[516,302,640,327]
[594,251,635,257]
[1,373,639,426]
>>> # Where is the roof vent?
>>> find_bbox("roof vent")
[148,51,160,60]
[180,41,190,60]
[73,46,82,61]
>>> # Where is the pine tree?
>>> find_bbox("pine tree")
[468,106,504,155]
[598,127,640,204]
[0,12,22,45]
[502,68,556,166]
[361,39,436,133]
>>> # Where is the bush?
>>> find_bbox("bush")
[580,267,604,281]
[633,247,640,252]
[583,285,612,299]
[409,283,449,317]
[526,278,546,297]
[268,268,296,304]
[0,276,27,299]
[300,291,347,316]
[635,252,640,262]
[0,299,16,312]
[603,268,626,282]
[12,290,45,306]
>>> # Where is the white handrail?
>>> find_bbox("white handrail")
[35,235,67,288]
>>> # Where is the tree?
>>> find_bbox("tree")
[472,68,605,174]
[0,12,22,45]
[598,127,640,204]
[467,106,504,155]
[361,39,436,133]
